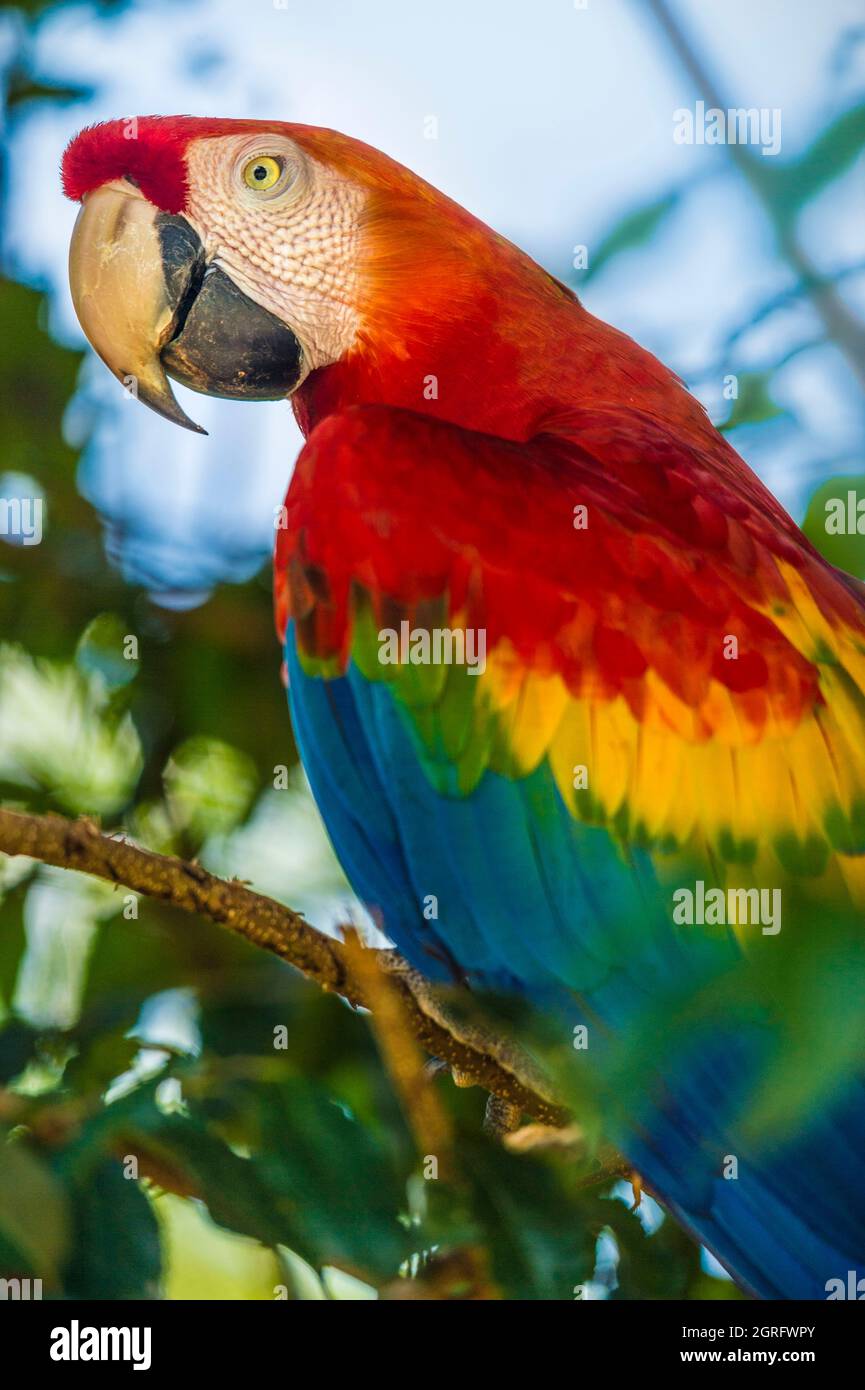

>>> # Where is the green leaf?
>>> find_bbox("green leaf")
[802,474,865,577]
[76,613,139,691]
[252,1077,412,1279]
[603,1197,708,1300]
[53,1074,410,1281]
[0,1019,40,1084]
[4,72,95,109]
[62,1158,161,1299]
[0,885,28,1009]
[133,1114,308,1254]
[163,735,257,841]
[575,192,680,285]
[766,103,865,219]
[717,371,786,432]
[62,1026,140,1097]
[0,1137,71,1283]
[0,281,82,483]
[741,913,865,1138]
[433,1137,596,1300]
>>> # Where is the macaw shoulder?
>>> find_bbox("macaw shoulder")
[273,400,864,666]
[274,402,551,645]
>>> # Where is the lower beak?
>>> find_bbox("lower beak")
[68,183,303,434]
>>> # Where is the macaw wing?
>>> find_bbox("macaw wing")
[276,403,865,1296]
[277,401,865,987]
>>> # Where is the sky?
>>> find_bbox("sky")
[2,0,864,595]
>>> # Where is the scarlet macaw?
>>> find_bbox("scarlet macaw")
[61,117,865,1298]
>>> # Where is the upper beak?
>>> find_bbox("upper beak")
[68,183,303,434]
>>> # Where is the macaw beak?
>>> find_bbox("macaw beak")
[68,182,303,434]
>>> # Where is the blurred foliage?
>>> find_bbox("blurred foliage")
[717,370,787,434]
[760,101,865,221]
[568,84,865,462]
[0,0,862,1302]
[0,955,730,1301]
[578,190,681,286]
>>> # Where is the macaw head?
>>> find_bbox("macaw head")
[62,115,515,435]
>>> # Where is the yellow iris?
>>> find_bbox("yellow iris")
[242,156,283,191]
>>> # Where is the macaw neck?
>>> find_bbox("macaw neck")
[292,327,544,441]
[292,242,714,450]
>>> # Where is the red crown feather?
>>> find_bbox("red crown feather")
[61,115,293,213]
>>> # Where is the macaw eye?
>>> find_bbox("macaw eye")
[242,155,284,191]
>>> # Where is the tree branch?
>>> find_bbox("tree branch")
[0,806,568,1127]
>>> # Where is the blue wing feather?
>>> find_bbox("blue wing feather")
[286,623,865,1298]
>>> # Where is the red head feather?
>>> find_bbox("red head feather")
[64,116,193,212]
[61,116,319,213]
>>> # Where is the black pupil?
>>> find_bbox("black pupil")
[254,164,269,181]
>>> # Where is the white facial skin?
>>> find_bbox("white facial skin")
[182,133,365,379]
